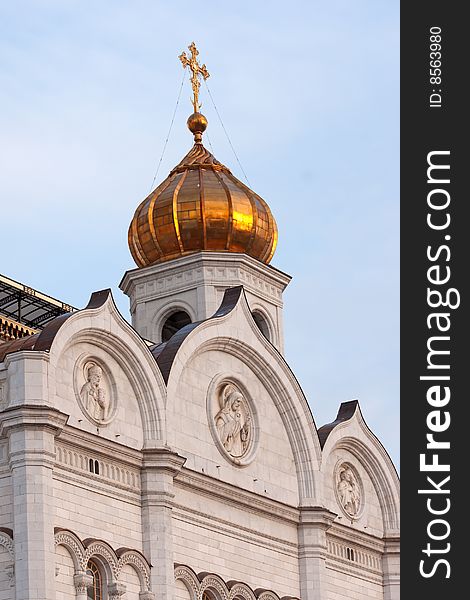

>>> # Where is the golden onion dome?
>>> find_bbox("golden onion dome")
[128,113,278,267]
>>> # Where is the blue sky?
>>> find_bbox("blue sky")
[0,1,399,467]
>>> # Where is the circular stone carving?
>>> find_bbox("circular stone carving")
[334,462,364,520]
[74,355,117,426]
[207,375,258,466]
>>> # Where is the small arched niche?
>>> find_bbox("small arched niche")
[161,310,192,342]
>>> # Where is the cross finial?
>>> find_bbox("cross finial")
[179,42,210,113]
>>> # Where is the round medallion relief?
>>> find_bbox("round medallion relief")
[334,461,364,520]
[73,355,117,427]
[207,375,258,466]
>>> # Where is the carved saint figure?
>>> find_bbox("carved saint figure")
[215,385,251,458]
[337,466,361,517]
[80,362,108,422]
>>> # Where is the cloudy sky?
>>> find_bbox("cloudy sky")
[0,1,399,467]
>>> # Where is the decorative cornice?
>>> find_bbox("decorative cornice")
[141,447,187,475]
[120,252,291,297]
[172,505,298,557]
[175,468,299,524]
[327,524,385,553]
[0,405,68,437]
[382,535,400,553]
[58,428,143,468]
[299,506,337,529]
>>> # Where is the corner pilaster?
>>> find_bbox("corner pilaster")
[141,447,186,600]
[298,506,337,600]
[382,535,400,600]
[1,405,68,600]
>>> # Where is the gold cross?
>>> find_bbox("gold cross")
[179,42,210,113]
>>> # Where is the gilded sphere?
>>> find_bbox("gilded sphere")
[128,140,277,267]
[187,112,208,134]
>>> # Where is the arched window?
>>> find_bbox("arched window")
[86,560,103,600]
[252,310,271,341]
[161,310,191,342]
[346,547,355,562]
[88,459,100,475]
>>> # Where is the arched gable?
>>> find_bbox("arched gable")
[163,286,321,504]
[320,401,400,534]
[45,290,167,447]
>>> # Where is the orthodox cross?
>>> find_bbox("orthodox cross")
[179,42,210,113]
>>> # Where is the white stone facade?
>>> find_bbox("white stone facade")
[0,273,399,600]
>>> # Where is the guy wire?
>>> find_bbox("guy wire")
[204,80,251,186]
[149,69,187,193]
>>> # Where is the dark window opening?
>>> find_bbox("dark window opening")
[89,459,100,475]
[252,311,270,341]
[86,560,103,600]
[161,311,191,342]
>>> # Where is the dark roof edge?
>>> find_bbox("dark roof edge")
[154,286,244,384]
[317,400,359,449]
[34,289,111,351]
[84,288,112,310]
[0,289,113,361]
[34,313,72,352]
[0,334,40,363]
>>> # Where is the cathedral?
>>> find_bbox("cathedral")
[0,44,399,600]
